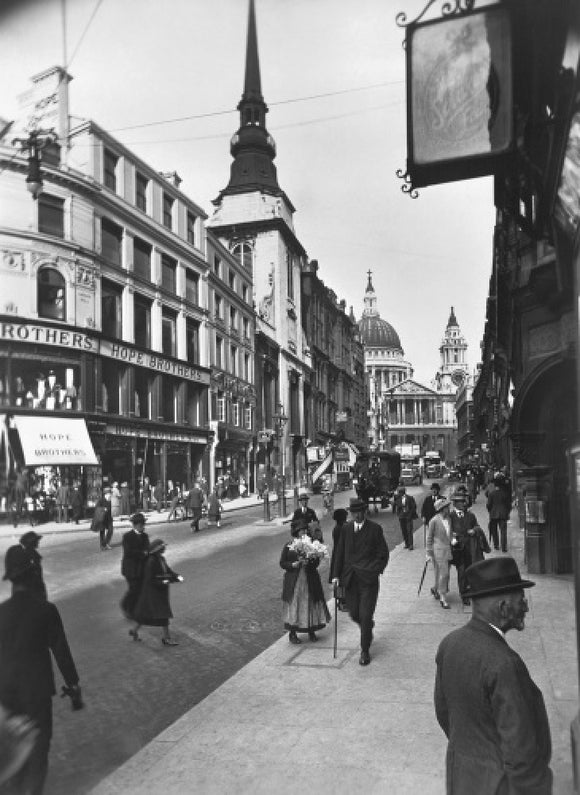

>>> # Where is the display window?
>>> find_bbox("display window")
[0,360,81,410]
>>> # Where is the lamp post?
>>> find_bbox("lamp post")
[12,129,57,200]
[273,402,288,516]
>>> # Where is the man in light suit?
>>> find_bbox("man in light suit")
[434,557,552,794]
[332,497,389,666]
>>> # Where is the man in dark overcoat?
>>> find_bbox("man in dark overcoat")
[487,474,512,552]
[332,497,389,665]
[0,546,81,795]
[435,557,552,795]
[187,482,206,533]
[120,512,150,619]
[449,491,479,605]
[393,484,417,549]
[292,492,318,526]
[420,482,440,536]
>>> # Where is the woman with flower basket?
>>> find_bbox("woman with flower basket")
[280,520,331,644]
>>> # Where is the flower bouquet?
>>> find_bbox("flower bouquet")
[289,536,328,561]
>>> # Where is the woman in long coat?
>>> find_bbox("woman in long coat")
[426,498,453,609]
[131,539,182,645]
[280,521,330,644]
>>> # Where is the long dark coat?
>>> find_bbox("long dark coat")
[435,617,552,795]
[0,590,79,715]
[133,554,179,626]
[332,518,389,587]
[280,543,325,605]
[121,529,150,580]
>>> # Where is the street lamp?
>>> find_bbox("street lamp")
[12,129,57,200]
[273,401,288,516]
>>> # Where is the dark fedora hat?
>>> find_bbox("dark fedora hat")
[3,545,34,582]
[348,497,367,512]
[130,512,147,525]
[464,557,535,599]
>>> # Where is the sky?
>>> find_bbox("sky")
[0,0,496,385]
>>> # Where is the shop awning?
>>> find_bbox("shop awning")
[12,416,99,466]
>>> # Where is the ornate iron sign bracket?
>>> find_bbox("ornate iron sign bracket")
[396,0,476,29]
[395,168,419,199]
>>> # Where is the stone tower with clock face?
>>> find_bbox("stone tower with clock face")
[434,307,469,394]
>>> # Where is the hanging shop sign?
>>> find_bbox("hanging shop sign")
[405,4,513,189]
[12,415,99,466]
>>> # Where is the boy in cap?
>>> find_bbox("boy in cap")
[435,557,552,794]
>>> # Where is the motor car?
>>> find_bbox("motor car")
[447,467,461,482]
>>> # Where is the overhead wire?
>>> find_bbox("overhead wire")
[109,80,403,133]
[67,0,105,68]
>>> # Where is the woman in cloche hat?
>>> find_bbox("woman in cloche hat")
[130,539,183,645]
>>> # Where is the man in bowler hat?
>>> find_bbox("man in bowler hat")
[332,497,389,665]
[120,513,150,619]
[0,545,82,795]
[434,557,552,794]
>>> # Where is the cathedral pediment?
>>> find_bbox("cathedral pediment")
[386,379,438,396]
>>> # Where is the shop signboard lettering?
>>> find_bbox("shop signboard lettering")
[2,322,210,385]
[100,340,210,384]
[108,425,207,445]
[0,321,97,351]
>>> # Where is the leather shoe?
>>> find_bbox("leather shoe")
[359,651,371,666]
[289,632,301,645]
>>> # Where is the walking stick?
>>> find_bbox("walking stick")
[417,558,430,597]
[333,581,339,659]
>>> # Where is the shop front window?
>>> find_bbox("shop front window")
[37,268,66,321]
[101,359,122,414]
[0,361,80,410]
[161,377,176,422]
[134,367,151,419]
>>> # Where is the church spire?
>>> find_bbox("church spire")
[214,0,281,201]
[447,306,458,328]
[243,0,262,103]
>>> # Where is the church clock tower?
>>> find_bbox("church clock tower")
[435,307,469,393]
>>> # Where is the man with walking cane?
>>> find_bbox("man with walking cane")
[332,497,389,666]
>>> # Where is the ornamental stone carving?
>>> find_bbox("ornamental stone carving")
[2,250,25,271]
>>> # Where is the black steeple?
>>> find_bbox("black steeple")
[216,0,281,201]
[447,306,458,328]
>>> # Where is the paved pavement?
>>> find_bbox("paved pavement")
[0,491,291,540]
[87,489,577,795]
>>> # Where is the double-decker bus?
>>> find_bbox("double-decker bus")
[424,451,443,479]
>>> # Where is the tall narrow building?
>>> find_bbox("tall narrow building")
[434,307,469,393]
[208,0,309,488]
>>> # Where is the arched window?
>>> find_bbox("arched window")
[232,242,253,271]
[37,268,66,321]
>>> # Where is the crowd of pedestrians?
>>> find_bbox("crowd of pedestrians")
[0,460,552,795]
